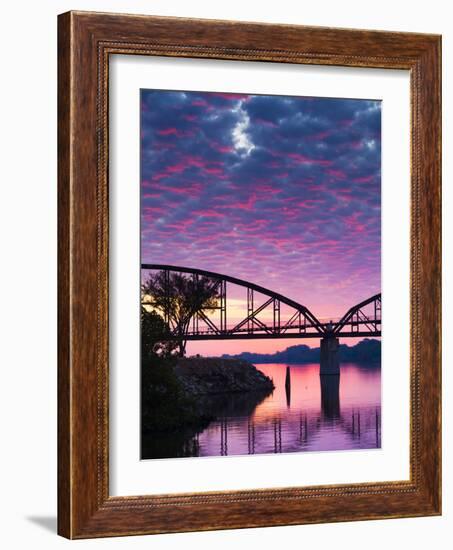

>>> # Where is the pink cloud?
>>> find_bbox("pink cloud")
[233,219,269,233]
[150,173,169,182]
[193,209,225,218]
[192,99,208,107]
[148,181,203,196]
[309,130,332,140]
[219,194,257,211]
[157,127,194,138]
[298,199,323,209]
[254,184,283,196]
[353,175,374,184]
[165,219,194,230]
[166,163,186,174]
[157,127,178,136]
[287,153,333,167]
[211,141,234,153]
[327,168,347,179]
[344,214,367,234]
[204,166,224,175]
[350,140,363,150]
[210,92,250,101]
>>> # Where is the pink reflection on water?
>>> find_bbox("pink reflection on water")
[195,363,381,457]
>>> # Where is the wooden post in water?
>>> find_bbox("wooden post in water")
[285,366,291,407]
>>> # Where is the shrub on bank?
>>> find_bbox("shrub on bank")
[141,356,204,432]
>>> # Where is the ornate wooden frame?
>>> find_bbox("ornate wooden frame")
[58,11,441,539]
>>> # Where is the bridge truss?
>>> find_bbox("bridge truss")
[141,264,381,341]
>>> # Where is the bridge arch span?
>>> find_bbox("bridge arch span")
[141,264,380,341]
[141,263,325,339]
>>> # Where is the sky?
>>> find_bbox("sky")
[140,90,381,354]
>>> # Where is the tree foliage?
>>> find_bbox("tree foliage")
[141,307,179,362]
[142,271,220,356]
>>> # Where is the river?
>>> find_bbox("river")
[142,362,381,459]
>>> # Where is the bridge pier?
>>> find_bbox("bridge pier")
[320,336,340,375]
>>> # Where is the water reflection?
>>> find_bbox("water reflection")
[320,374,340,420]
[142,362,381,459]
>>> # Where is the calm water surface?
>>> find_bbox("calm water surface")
[142,362,381,459]
[193,363,381,457]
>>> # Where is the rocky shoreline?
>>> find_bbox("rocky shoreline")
[174,357,275,396]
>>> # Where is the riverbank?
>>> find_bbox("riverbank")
[141,357,274,457]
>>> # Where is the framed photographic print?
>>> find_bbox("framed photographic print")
[58,11,441,538]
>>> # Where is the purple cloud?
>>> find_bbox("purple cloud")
[140,89,381,332]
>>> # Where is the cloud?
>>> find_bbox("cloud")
[140,90,381,318]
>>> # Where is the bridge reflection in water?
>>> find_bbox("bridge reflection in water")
[208,363,380,457]
[141,363,381,459]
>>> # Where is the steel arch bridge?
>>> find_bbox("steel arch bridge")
[141,264,381,341]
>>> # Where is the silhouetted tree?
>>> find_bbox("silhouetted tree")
[142,271,220,357]
[141,307,179,362]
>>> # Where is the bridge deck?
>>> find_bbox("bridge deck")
[183,331,381,341]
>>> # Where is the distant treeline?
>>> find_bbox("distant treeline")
[222,338,381,365]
